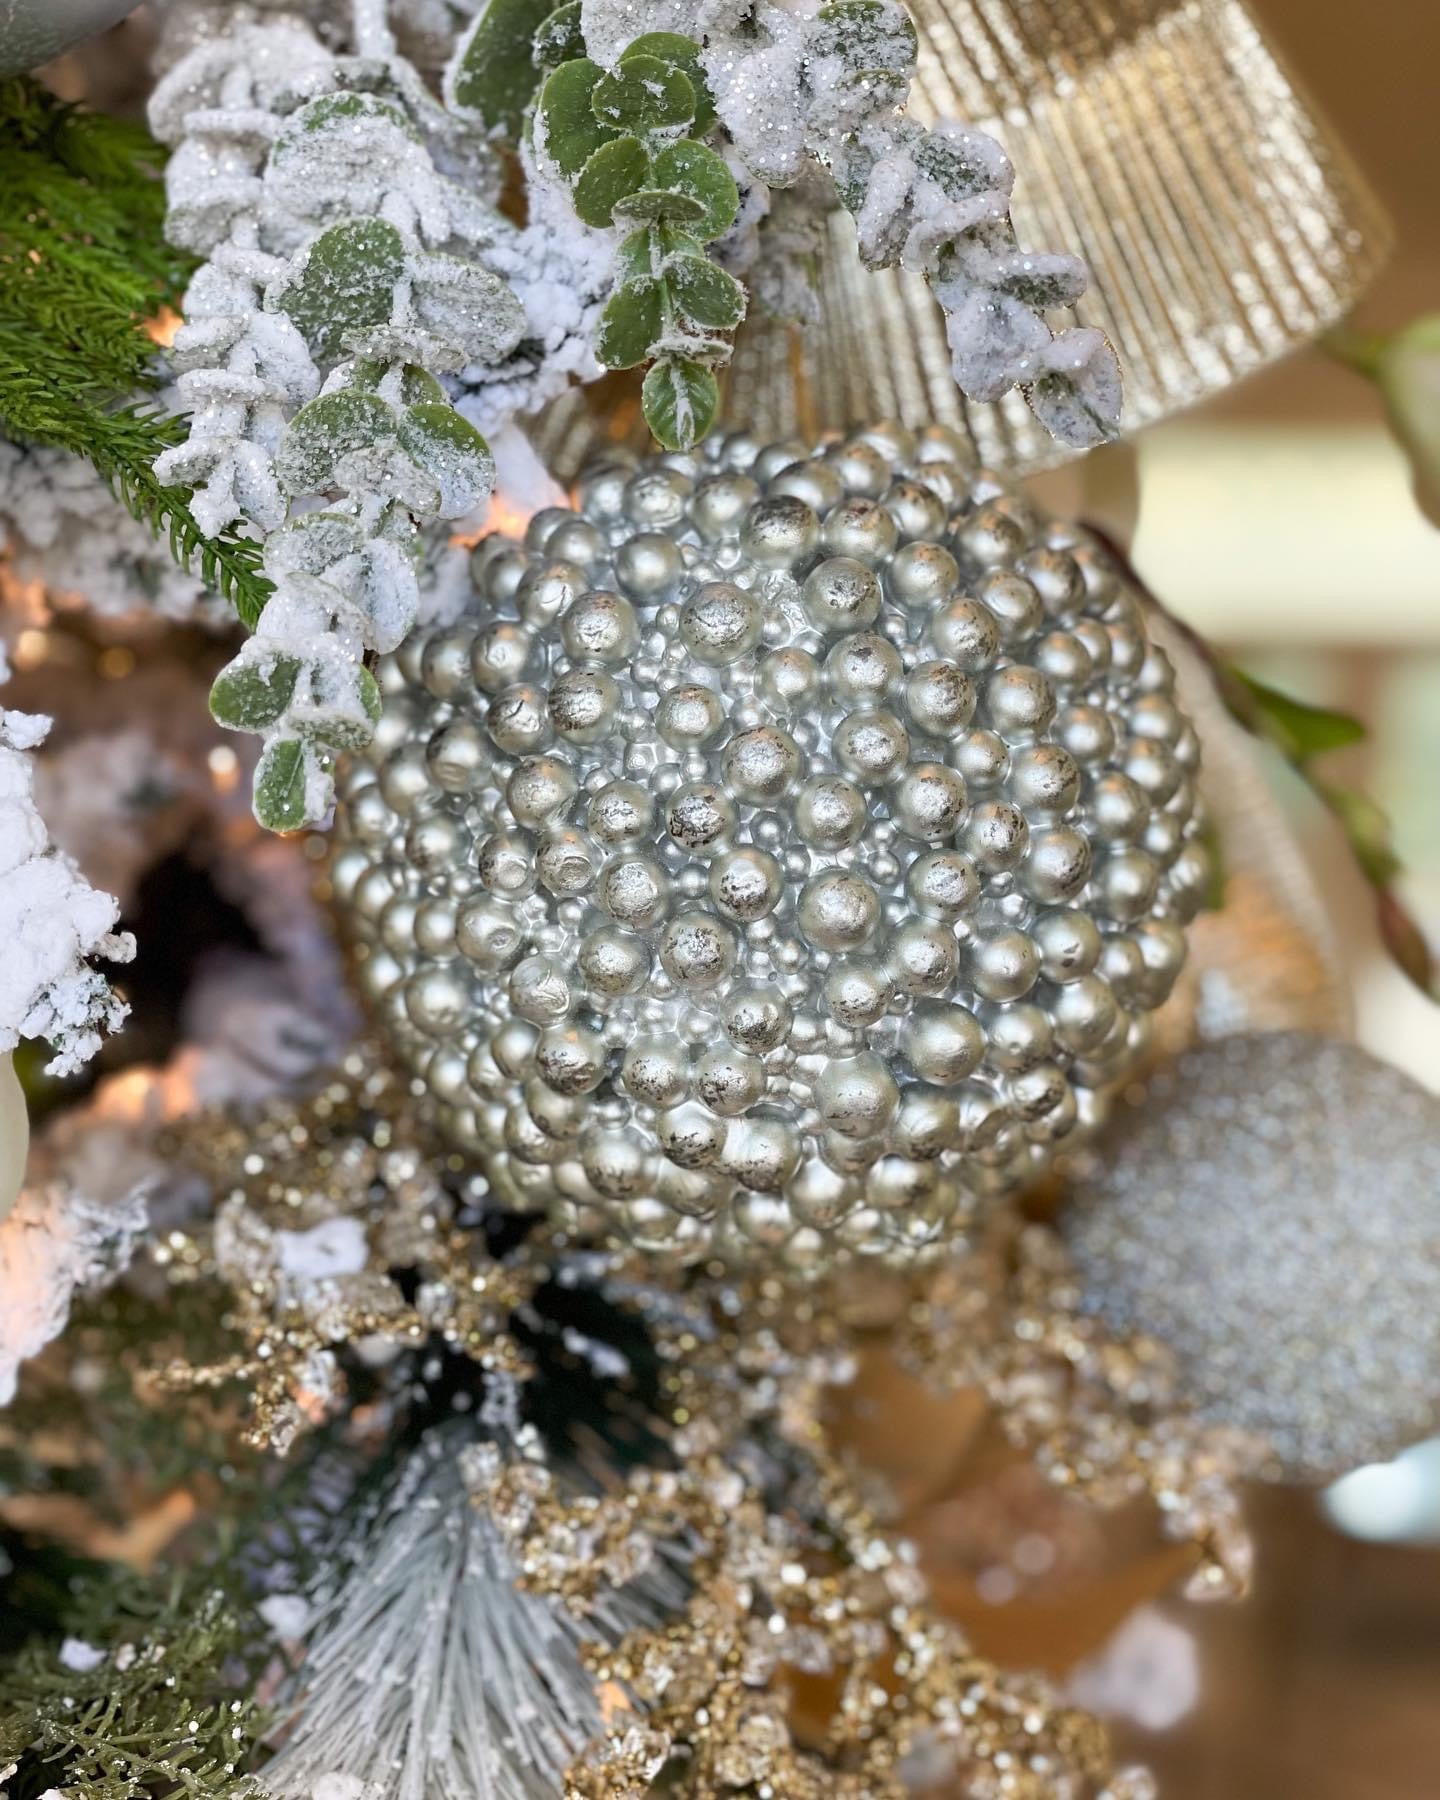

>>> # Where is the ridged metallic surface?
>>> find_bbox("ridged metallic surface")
[1158,615,1354,1041]
[330,427,1207,1269]
[530,0,1390,477]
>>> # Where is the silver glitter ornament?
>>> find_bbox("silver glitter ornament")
[0,0,135,76]
[331,425,1207,1268]
[1062,1031,1440,1483]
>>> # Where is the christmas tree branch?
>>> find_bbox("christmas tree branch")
[0,77,272,628]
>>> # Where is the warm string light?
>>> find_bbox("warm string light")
[144,305,182,348]
[206,744,240,793]
[450,489,540,552]
[11,625,50,670]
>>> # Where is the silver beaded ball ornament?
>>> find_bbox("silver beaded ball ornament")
[1063,1031,1440,1482]
[330,424,1208,1268]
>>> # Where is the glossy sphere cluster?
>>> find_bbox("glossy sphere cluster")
[330,425,1207,1267]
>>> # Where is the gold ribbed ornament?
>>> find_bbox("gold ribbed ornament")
[532,0,1389,475]
[1156,614,1354,1045]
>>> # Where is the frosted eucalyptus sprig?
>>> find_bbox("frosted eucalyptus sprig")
[467,0,1120,452]
[792,0,1121,446]
[534,33,744,448]
[150,8,526,830]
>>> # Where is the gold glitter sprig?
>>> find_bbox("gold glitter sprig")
[461,1290,1147,1800]
[132,1052,1254,1795]
[148,1050,539,1451]
[898,1222,1264,1600]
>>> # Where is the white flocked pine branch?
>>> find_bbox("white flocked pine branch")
[0,639,134,1078]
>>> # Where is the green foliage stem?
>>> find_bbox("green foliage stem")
[1091,526,1438,1004]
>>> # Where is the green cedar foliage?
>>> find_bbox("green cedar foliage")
[0,1567,270,1800]
[0,78,271,627]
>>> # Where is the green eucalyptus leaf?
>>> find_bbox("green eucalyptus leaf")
[595,276,665,368]
[538,58,613,175]
[210,656,301,731]
[666,254,746,328]
[410,252,528,363]
[619,32,716,134]
[449,0,560,134]
[357,663,383,724]
[615,226,660,281]
[591,56,695,134]
[573,135,652,227]
[268,219,404,364]
[912,125,1011,202]
[533,1,585,68]
[263,512,366,579]
[651,139,739,240]
[396,403,495,518]
[812,0,917,71]
[642,353,720,450]
[254,737,316,832]
[341,360,450,404]
[1325,784,1403,886]
[303,92,411,135]
[1235,672,1368,763]
[617,224,706,279]
[275,389,398,496]
[992,252,1087,311]
[399,365,450,405]
[612,186,708,226]
[296,668,384,751]
[275,91,417,158]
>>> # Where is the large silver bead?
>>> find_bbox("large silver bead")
[1062,1031,1440,1482]
[332,428,1207,1268]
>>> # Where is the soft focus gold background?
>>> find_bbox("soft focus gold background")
[1042,5,1440,1795]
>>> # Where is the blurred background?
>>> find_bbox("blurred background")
[1126,0,1440,1087]
[1030,3,1440,1794]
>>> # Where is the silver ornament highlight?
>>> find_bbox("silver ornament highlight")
[1062,1031,1440,1482]
[331,425,1207,1267]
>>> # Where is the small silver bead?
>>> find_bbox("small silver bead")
[931,598,1001,670]
[834,709,911,785]
[800,870,881,952]
[691,470,760,539]
[560,589,639,665]
[905,660,976,738]
[822,496,898,562]
[681,582,764,663]
[824,632,902,706]
[903,1002,985,1083]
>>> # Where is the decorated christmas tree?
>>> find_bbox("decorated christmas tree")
[1,1,1436,1796]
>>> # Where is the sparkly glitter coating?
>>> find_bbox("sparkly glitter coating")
[144,1054,1256,1794]
[330,424,1208,1265]
[1063,1031,1440,1483]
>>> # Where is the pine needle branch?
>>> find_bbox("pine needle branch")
[0,1569,270,1800]
[0,77,271,627]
